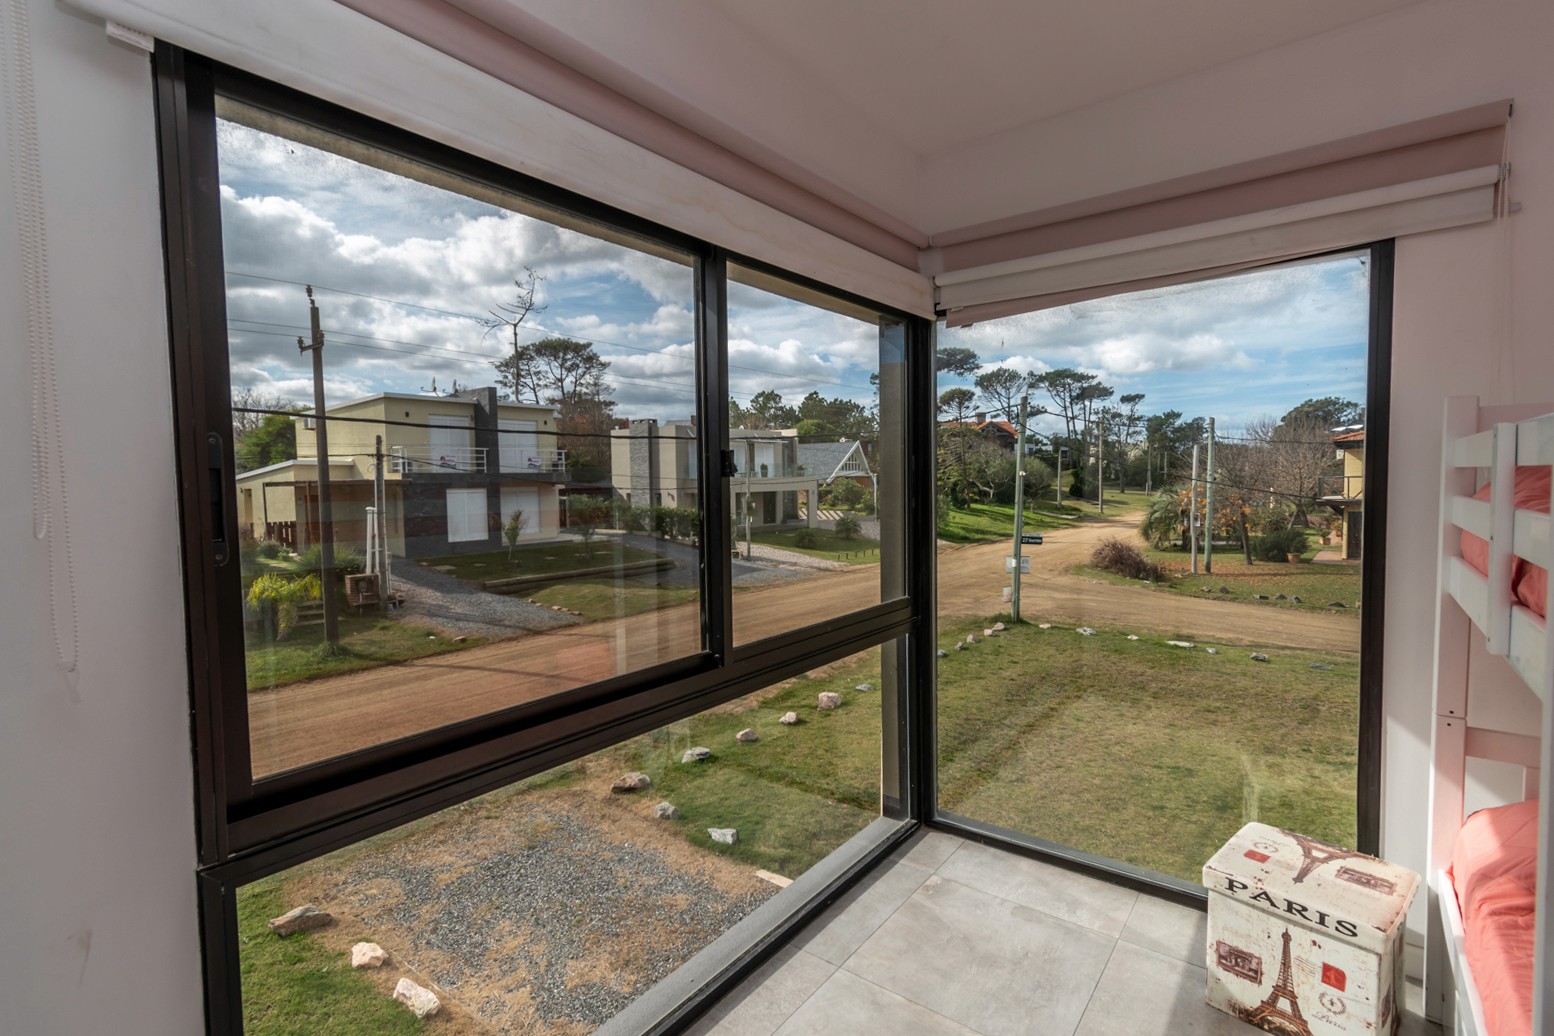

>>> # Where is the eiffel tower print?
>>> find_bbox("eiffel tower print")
[1237,929,1313,1036]
[1287,830,1370,884]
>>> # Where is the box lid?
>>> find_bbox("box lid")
[1203,822,1419,956]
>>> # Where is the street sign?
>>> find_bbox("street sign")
[1005,555,1031,573]
[1021,533,1043,545]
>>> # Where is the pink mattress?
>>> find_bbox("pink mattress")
[1459,466,1550,620]
[1449,799,1540,1036]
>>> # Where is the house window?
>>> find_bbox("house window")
[445,487,488,543]
[931,247,1390,887]
[158,49,928,1035]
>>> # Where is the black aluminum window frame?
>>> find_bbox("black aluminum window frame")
[154,45,936,1033]
[924,241,1394,900]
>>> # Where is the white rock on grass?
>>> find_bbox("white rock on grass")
[1076,627,1097,636]
[855,683,874,691]
[267,904,332,937]
[992,622,1006,632]
[779,711,799,725]
[736,728,759,743]
[1205,647,1219,655]
[653,801,681,820]
[393,978,441,1019]
[681,747,712,763]
[983,628,995,637]
[708,828,738,845]
[1250,653,1270,663]
[610,772,651,793]
[1166,641,1195,649]
[351,942,388,969]
[1037,623,1052,630]
[817,691,842,711]
[953,643,965,651]
[935,649,948,658]
[1126,635,1140,641]
[965,633,979,644]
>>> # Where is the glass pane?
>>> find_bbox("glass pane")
[219,101,703,778]
[934,254,1370,882]
[237,646,888,1032]
[726,264,906,647]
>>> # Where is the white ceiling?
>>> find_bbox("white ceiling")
[711,0,1427,154]
[500,0,1430,236]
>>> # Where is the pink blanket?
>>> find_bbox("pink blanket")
[1459,466,1550,619]
[1449,799,1540,1036]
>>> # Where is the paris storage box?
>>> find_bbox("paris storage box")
[1203,823,1418,1036]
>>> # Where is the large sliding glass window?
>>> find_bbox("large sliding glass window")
[159,51,926,1036]
[932,250,1386,886]
[216,99,705,777]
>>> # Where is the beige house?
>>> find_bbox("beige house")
[1318,428,1365,560]
[610,418,700,511]
[234,387,566,558]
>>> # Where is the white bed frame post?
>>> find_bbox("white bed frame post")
[1427,396,1479,1026]
[1528,411,1554,1036]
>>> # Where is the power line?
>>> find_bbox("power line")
[226,271,879,394]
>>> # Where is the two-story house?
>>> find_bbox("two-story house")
[1318,427,1366,560]
[234,387,566,558]
[609,418,700,512]
[730,428,820,531]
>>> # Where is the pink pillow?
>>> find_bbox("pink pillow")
[1459,467,1551,618]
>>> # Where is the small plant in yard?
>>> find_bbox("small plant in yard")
[503,508,529,562]
[1252,526,1308,562]
[257,539,284,559]
[834,514,862,540]
[245,572,321,636]
[792,527,820,549]
[1090,537,1165,581]
[296,542,364,578]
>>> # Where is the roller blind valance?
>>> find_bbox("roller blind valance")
[932,100,1512,327]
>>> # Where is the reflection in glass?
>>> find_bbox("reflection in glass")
[237,647,887,1031]
[219,102,703,777]
[932,254,1370,882]
[725,265,906,647]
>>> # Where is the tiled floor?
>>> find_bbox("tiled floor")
[687,830,1442,1036]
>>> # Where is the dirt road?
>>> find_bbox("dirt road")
[249,515,1357,776]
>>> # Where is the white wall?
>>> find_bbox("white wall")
[0,2,202,1031]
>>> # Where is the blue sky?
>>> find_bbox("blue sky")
[217,118,879,422]
[217,117,1368,433]
[939,256,1370,435]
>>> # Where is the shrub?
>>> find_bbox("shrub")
[1139,489,1185,549]
[296,542,364,577]
[245,572,321,635]
[1090,537,1165,582]
[825,478,866,511]
[793,528,820,549]
[257,539,284,559]
[1252,526,1308,562]
[834,514,862,540]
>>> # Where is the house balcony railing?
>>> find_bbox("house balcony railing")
[497,449,567,476]
[390,445,487,474]
[732,462,811,479]
[1316,474,1363,500]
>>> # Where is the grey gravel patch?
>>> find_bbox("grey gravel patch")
[329,806,774,1032]
[390,559,578,640]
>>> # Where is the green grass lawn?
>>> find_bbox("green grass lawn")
[420,539,660,582]
[246,614,481,691]
[751,527,880,563]
[238,880,421,1036]
[1060,488,1154,517]
[1078,542,1363,614]
[592,659,886,878]
[937,501,1082,544]
[531,580,699,621]
[935,616,1359,881]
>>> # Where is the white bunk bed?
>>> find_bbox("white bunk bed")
[1427,396,1553,1036]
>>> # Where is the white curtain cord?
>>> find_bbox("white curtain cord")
[4,0,80,678]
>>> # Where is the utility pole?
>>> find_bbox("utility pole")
[1205,417,1217,574]
[1095,415,1104,514]
[1055,445,1063,505]
[1010,396,1029,622]
[298,287,340,647]
[374,435,389,605]
[1190,443,1200,574]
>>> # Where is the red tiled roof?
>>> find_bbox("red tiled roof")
[1333,429,1365,444]
[978,421,1017,435]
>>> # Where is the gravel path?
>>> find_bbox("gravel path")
[391,560,579,640]
[326,802,775,1033]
